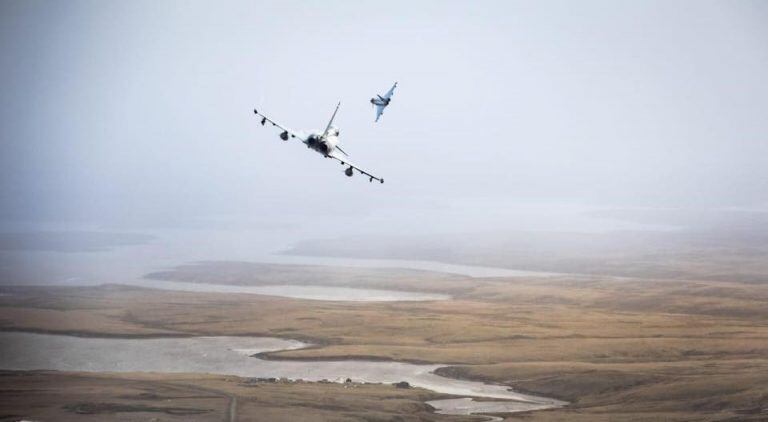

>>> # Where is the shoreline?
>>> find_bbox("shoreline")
[0,329,566,412]
[434,366,572,404]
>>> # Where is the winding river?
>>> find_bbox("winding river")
[0,332,565,418]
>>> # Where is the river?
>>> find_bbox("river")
[0,332,566,418]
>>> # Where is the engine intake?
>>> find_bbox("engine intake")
[345,167,354,177]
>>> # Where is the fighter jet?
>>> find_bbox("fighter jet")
[253,103,384,183]
[370,82,397,122]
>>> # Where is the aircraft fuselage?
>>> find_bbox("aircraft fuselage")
[306,128,340,157]
[371,96,391,106]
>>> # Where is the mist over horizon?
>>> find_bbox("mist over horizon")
[2,0,768,238]
[4,4,768,420]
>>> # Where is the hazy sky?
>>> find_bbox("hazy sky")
[1,0,767,233]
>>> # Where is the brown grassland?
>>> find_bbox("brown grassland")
[1,262,767,420]
[0,370,453,422]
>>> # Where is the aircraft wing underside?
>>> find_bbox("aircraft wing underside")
[328,150,384,183]
[253,109,306,143]
[375,104,386,122]
[382,82,397,100]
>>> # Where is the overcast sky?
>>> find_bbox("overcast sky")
[1,0,767,234]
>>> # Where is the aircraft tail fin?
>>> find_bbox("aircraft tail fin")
[322,102,341,139]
